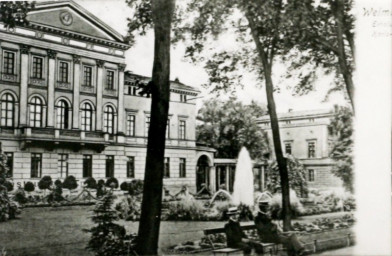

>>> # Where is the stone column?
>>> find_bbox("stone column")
[95,60,104,131]
[209,166,216,193]
[47,50,57,127]
[72,55,81,129]
[19,45,29,127]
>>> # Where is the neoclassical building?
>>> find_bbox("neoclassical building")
[257,109,343,191]
[0,0,215,193]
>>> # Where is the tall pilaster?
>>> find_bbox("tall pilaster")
[47,50,57,127]
[72,55,81,129]
[95,60,104,131]
[117,64,126,135]
[19,45,29,127]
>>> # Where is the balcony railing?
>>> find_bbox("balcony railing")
[56,81,72,90]
[104,88,117,97]
[1,73,17,82]
[81,84,95,94]
[30,77,46,86]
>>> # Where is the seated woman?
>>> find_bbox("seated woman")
[254,200,305,256]
[224,207,262,255]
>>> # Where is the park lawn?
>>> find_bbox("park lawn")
[0,206,353,256]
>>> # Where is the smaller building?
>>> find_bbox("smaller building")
[257,109,343,191]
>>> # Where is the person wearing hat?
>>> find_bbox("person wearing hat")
[254,199,305,256]
[224,207,262,255]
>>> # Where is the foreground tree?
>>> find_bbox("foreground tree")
[126,0,175,254]
[197,98,269,159]
[0,1,35,28]
[328,105,354,192]
[284,0,355,109]
[184,0,306,230]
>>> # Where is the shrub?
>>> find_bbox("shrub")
[24,182,35,193]
[164,199,209,221]
[54,179,62,187]
[13,188,28,204]
[115,195,141,221]
[269,190,305,220]
[84,177,97,189]
[120,182,129,191]
[63,175,78,190]
[128,179,143,196]
[105,177,119,189]
[4,181,13,192]
[84,191,137,255]
[96,180,106,198]
[38,176,53,191]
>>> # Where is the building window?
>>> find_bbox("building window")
[1,93,15,127]
[83,155,92,178]
[58,154,68,178]
[31,153,42,178]
[3,51,15,75]
[127,156,135,178]
[164,157,170,178]
[308,169,315,182]
[81,103,93,131]
[180,94,187,103]
[56,100,69,129]
[59,61,69,83]
[106,70,114,90]
[179,120,186,140]
[105,155,114,177]
[5,152,13,178]
[29,96,43,128]
[103,105,115,134]
[166,119,170,139]
[32,56,43,79]
[179,158,186,178]
[285,143,292,155]
[83,66,92,86]
[286,120,291,124]
[126,115,135,137]
[309,118,315,122]
[308,141,316,158]
[145,116,150,136]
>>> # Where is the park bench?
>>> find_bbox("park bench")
[203,224,281,255]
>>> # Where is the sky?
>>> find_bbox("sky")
[78,0,348,113]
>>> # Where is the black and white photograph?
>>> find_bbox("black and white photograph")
[0,0,390,255]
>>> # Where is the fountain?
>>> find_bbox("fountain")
[232,147,254,207]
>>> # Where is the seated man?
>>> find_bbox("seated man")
[254,200,305,256]
[224,207,262,255]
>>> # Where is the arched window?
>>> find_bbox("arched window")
[29,97,43,127]
[1,93,15,127]
[56,100,69,129]
[81,103,93,131]
[103,105,115,134]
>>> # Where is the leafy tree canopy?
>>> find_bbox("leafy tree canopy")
[328,105,353,192]
[196,98,269,160]
[0,1,35,28]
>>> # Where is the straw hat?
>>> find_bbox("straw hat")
[227,207,239,215]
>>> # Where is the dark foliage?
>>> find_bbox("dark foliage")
[105,177,119,189]
[0,1,35,28]
[84,191,137,255]
[128,179,144,196]
[120,181,129,191]
[38,176,53,191]
[84,177,97,189]
[54,179,62,187]
[63,175,78,190]
[4,180,13,192]
[24,182,35,193]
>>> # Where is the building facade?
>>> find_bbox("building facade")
[257,109,343,191]
[0,1,215,193]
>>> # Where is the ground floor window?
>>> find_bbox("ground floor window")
[5,152,13,178]
[31,153,42,178]
[308,169,315,182]
[127,156,135,178]
[83,155,93,177]
[106,155,114,177]
[164,157,170,178]
[58,154,68,178]
[179,158,186,178]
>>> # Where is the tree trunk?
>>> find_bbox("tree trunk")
[136,0,175,255]
[245,14,292,231]
[333,0,355,111]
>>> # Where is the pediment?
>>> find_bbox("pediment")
[26,1,124,42]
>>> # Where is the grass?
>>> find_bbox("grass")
[0,205,353,256]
